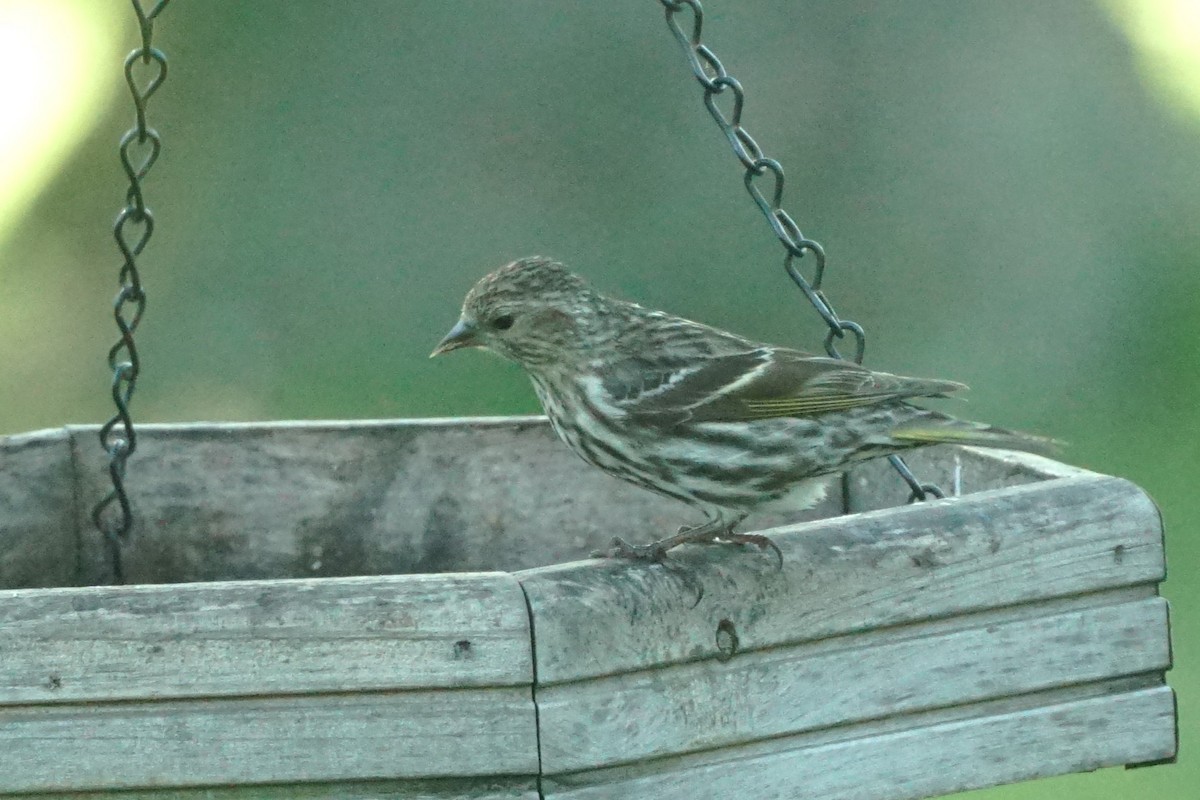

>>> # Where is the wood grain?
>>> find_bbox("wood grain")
[57,419,840,585]
[2,422,1075,588]
[543,686,1177,800]
[0,572,531,703]
[536,595,1170,772]
[0,419,1176,799]
[12,777,538,800]
[0,427,76,589]
[0,687,539,793]
[519,474,1164,684]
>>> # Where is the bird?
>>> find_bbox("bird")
[431,256,1054,562]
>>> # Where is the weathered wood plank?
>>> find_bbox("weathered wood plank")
[0,687,539,794]
[537,594,1169,772]
[519,474,1163,684]
[58,419,839,585]
[542,685,1177,800]
[0,419,1175,800]
[0,427,76,589]
[12,777,538,800]
[0,572,531,704]
[846,444,1094,513]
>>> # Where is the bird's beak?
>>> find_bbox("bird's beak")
[430,318,481,357]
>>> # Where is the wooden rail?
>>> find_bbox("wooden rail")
[0,418,1176,798]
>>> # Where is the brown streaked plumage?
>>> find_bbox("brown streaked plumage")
[433,256,1054,561]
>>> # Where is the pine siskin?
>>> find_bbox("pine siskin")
[432,257,1054,561]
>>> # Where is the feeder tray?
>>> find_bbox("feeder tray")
[0,417,1177,799]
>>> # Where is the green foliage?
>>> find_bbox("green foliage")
[0,3,1195,798]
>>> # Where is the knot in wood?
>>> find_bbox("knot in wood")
[715,618,739,662]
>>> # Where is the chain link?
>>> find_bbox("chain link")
[659,0,942,503]
[92,0,172,583]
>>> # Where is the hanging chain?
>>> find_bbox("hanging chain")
[659,0,944,503]
[92,0,172,583]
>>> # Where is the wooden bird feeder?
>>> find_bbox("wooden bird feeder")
[0,417,1176,798]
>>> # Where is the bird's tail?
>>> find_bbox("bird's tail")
[890,413,1060,456]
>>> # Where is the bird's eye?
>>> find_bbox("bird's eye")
[492,314,515,331]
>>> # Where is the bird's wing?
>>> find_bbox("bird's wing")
[605,348,966,423]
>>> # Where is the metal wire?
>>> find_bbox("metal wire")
[92,0,172,584]
[659,0,943,503]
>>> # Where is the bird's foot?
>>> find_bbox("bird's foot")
[591,519,780,568]
[592,536,671,562]
[713,531,784,570]
[591,519,722,561]
[591,535,708,608]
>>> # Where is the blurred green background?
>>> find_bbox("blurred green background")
[0,1,1195,797]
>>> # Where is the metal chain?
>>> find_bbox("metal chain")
[659,0,943,503]
[92,0,172,583]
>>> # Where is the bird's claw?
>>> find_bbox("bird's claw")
[717,532,784,570]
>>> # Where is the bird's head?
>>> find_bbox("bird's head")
[431,257,601,369]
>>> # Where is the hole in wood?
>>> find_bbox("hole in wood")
[715,618,739,661]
